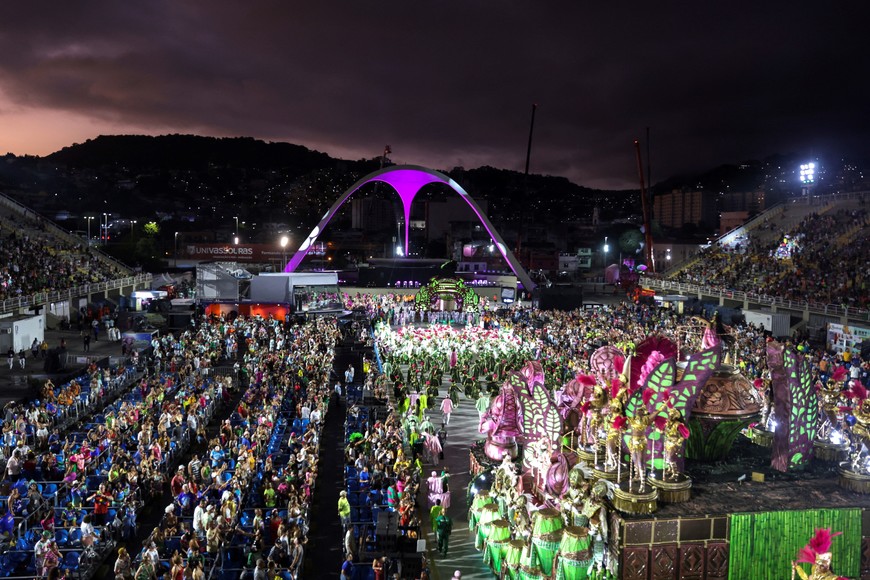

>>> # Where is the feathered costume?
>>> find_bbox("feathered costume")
[792,528,849,580]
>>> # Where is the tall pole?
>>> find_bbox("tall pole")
[524,104,537,177]
[646,127,652,202]
[634,140,655,273]
[520,104,538,270]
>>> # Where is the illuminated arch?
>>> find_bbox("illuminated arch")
[285,165,536,290]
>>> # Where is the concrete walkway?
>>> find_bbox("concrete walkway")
[408,369,493,579]
[0,327,126,406]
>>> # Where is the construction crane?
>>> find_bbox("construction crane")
[634,139,655,273]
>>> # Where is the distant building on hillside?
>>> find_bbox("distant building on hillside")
[720,190,765,214]
[654,190,717,231]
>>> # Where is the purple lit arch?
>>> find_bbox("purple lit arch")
[285,165,536,290]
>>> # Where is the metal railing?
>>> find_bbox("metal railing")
[0,273,152,315]
[641,276,870,323]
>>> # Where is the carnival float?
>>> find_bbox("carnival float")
[459,324,870,580]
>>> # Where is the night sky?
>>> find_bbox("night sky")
[0,1,867,189]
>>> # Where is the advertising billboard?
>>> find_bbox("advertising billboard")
[183,243,285,263]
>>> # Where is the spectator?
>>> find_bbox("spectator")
[340,553,354,580]
[338,490,351,531]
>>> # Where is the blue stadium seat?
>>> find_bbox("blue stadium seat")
[61,551,80,573]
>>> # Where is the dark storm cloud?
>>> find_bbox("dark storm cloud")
[0,1,867,188]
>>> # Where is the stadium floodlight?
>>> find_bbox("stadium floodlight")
[799,162,816,184]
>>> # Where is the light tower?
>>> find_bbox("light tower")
[799,162,816,197]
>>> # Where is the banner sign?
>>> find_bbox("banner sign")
[827,322,870,354]
[183,243,286,263]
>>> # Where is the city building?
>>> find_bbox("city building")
[654,189,717,231]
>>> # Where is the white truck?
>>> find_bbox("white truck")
[741,309,792,338]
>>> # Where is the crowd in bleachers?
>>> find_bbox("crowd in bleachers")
[672,208,869,308]
[0,360,143,578]
[0,311,342,580]
[0,221,127,302]
[126,315,337,580]
[344,404,423,565]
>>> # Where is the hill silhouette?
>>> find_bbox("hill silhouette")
[47,134,337,172]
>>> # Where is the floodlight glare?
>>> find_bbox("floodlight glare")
[800,162,816,184]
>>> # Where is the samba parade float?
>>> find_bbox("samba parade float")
[464,323,870,580]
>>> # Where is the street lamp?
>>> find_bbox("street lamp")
[102,213,109,245]
[130,220,137,238]
[174,232,180,267]
[233,216,239,241]
[85,216,94,246]
[280,235,289,271]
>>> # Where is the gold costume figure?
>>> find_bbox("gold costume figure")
[627,406,653,490]
[817,382,843,441]
[792,528,848,580]
[662,407,690,479]
[605,413,627,472]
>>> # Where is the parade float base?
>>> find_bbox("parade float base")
[638,437,870,519]
[614,438,870,580]
[472,439,870,579]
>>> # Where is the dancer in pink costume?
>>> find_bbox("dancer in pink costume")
[440,396,454,425]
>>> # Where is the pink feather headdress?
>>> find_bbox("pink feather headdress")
[576,374,596,387]
[658,388,672,404]
[642,388,655,409]
[831,366,848,383]
[637,351,665,391]
[612,355,625,374]
[846,381,868,403]
[796,528,842,565]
